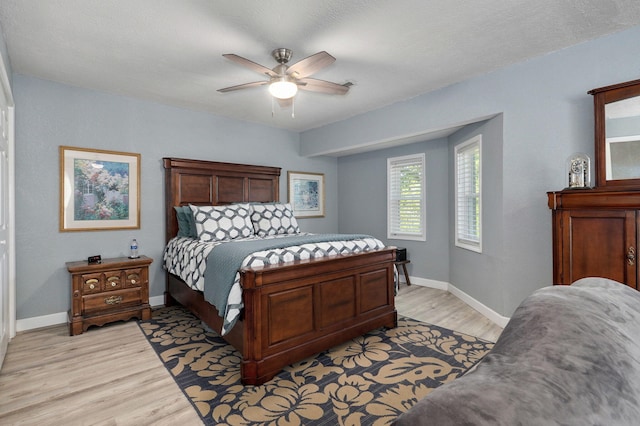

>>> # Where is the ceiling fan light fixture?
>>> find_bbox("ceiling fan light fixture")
[220,49,348,103]
[269,79,298,99]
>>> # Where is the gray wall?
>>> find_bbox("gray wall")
[448,116,504,309]
[14,76,338,320]
[303,25,640,317]
[338,138,450,282]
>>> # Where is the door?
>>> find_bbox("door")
[561,209,636,288]
[0,56,14,369]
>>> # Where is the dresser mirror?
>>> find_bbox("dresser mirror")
[590,78,640,188]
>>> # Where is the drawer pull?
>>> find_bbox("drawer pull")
[628,246,636,266]
[131,279,136,284]
[86,278,99,285]
[105,295,123,305]
[89,284,95,290]
[111,282,117,287]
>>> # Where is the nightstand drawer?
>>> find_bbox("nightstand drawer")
[81,273,103,294]
[124,267,145,288]
[104,271,123,291]
[83,288,141,314]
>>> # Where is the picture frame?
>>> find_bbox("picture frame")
[59,146,141,231]
[287,171,325,218]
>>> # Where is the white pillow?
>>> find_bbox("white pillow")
[189,204,254,242]
[250,203,300,237]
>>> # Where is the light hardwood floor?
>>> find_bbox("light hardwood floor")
[395,284,503,342]
[0,285,503,425]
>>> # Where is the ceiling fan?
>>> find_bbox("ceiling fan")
[218,48,351,106]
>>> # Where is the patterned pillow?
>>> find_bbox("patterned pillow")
[174,206,190,237]
[174,206,197,238]
[189,204,254,242]
[184,206,198,238]
[250,203,300,237]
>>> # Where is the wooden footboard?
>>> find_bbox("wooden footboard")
[240,247,397,385]
[166,247,397,385]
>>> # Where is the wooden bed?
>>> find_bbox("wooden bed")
[163,157,397,385]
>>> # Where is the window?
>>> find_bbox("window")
[455,135,482,252]
[387,153,426,241]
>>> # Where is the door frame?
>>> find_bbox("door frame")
[0,49,15,368]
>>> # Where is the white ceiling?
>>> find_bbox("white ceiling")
[1,0,640,132]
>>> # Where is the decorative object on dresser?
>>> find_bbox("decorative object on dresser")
[548,78,640,289]
[66,255,152,335]
[163,158,397,385]
[59,146,141,231]
[565,152,591,189]
[287,170,325,218]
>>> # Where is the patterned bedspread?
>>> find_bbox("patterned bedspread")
[163,234,387,335]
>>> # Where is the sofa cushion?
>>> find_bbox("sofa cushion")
[394,277,640,426]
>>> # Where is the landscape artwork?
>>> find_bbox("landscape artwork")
[60,146,140,231]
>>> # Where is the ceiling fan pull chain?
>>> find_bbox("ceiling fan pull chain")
[292,97,295,118]
[271,97,275,117]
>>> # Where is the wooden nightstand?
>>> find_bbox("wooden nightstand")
[66,256,153,336]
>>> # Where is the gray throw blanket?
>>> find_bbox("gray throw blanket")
[394,277,640,426]
[203,233,373,317]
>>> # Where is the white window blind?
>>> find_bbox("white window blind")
[455,135,482,252]
[387,153,426,241]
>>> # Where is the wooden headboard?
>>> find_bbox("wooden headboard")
[163,158,281,242]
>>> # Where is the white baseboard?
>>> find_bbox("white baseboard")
[406,276,510,328]
[16,295,167,333]
[16,312,68,332]
[447,283,510,328]
[407,276,448,290]
[149,295,165,307]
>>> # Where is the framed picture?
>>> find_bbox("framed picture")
[287,171,325,218]
[59,146,140,231]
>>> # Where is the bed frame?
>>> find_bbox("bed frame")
[163,157,397,385]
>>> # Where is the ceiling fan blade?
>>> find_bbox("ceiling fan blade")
[217,81,268,93]
[286,51,335,78]
[297,78,350,95]
[222,54,277,77]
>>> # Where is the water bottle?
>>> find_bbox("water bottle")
[129,238,139,258]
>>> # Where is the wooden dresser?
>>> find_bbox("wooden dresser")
[547,189,640,289]
[66,256,153,335]
[549,78,640,290]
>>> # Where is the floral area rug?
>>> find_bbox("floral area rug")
[138,306,494,426]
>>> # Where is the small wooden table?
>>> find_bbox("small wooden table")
[66,255,153,335]
[395,260,411,286]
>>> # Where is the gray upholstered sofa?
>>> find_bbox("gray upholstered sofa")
[394,277,640,426]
